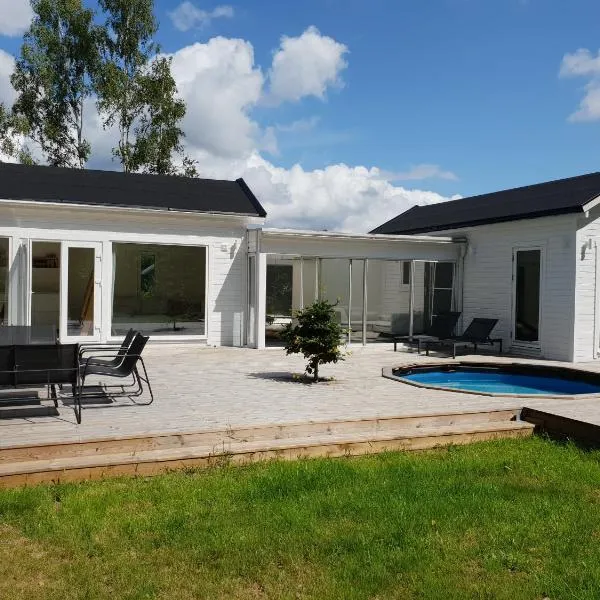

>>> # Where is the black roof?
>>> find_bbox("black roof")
[0,162,266,217]
[371,171,600,235]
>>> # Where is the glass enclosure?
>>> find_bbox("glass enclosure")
[262,255,458,345]
[0,238,8,325]
[247,255,256,347]
[319,258,350,332]
[112,243,207,336]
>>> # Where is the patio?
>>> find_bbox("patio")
[1,344,597,450]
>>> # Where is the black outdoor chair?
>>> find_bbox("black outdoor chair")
[393,312,461,353]
[425,318,502,358]
[79,328,136,367]
[77,333,154,423]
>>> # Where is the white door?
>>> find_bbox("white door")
[511,247,542,352]
[60,242,102,343]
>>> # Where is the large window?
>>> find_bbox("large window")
[112,243,206,337]
[0,238,8,325]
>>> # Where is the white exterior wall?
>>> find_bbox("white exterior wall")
[441,215,577,361]
[0,202,253,347]
[574,205,600,361]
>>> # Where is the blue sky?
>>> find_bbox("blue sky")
[1,0,600,230]
[151,0,600,197]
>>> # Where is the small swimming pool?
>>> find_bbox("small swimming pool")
[390,363,600,396]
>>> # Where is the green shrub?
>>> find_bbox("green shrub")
[281,299,345,382]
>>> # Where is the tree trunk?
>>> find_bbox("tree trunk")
[313,363,319,382]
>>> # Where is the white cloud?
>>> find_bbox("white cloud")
[560,48,600,78]
[166,37,264,157]
[181,150,457,232]
[267,26,348,104]
[0,0,32,37]
[560,48,600,122]
[276,116,320,133]
[168,2,234,32]
[0,30,456,233]
[385,163,458,182]
[0,48,15,105]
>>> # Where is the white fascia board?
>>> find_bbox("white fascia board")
[582,195,600,213]
[260,227,457,245]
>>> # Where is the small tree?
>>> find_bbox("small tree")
[281,299,345,382]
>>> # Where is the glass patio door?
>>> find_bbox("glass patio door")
[60,242,102,342]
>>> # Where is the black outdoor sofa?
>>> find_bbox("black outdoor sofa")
[393,312,461,353]
[424,318,502,358]
[0,328,153,424]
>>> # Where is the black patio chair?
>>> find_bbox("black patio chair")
[393,312,461,353]
[77,333,153,423]
[425,318,502,359]
[79,328,136,367]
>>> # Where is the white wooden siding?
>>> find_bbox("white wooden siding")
[574,206,600,361]
[439,215,577,361]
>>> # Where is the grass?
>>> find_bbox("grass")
[1,437,600,599]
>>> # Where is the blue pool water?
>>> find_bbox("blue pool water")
[401,368,600,395]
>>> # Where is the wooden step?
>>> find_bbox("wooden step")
[0,421,534,488]
[0,408,522,464]
[521,407,600,447]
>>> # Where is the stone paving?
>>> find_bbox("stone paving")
[1,343,599,448]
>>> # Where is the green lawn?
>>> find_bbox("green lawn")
[1,437,600,599]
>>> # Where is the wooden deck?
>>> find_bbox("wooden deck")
[0,345,598,485]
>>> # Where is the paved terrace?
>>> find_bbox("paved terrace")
[1,345,599,448]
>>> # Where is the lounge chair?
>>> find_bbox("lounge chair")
[425,318,502,359]
[76,333,154,424]
[393,312,461,353]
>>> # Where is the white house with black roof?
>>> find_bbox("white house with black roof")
[372,171,600,362]
[0,162,266,347]
[2,162,600,363]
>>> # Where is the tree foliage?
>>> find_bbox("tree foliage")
[281,300,346,382]
[1,0,193,176]
[0,104,35,164]
[10,0,98,168]
[96,0,191,174]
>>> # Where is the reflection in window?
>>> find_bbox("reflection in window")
[140,253,156,296]
[112,243,206,336]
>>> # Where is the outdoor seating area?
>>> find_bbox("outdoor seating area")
[0,326,153,423]
[424,318,502,358]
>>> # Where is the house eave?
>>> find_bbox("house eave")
[0,197,266,222]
